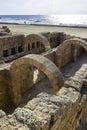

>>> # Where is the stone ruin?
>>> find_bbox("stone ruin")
[0,26,11,36]
[0,27,87,130]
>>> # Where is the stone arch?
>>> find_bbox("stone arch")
[62,38,87,62]
[10,54,64,106]
[25,34,51,53]
[56,38,87,68]
[62,38,87,51]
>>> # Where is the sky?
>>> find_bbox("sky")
[0,0,87,15]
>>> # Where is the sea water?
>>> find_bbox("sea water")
[0,15,87,27]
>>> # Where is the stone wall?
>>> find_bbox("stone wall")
[0,31,80,63]
[82,38,87,42]
[64,64,87,130]
[0,69,11,109]
[55,38,87,68]
[0,26,11,34]
[25,34,51,54]
[35,38,87,81]
[0,54,63,107]
[56,42,72,68]
[37,38,87,83]
[0,62,33,108]
[0,31,87,129]
[40,32,72,48]
[42,49,56,63]
[0,34,25,61]
[71,44,82,62]
[9,60,33,106]
[49,32,72,48]
[0,68,87,130]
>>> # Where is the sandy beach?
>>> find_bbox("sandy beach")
[0,23,87,38]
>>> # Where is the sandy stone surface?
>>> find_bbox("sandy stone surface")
[61,53,87,79]
[0,24,87,38]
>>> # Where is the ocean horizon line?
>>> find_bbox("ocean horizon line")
[0,15,87,27]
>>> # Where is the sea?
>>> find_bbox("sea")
[0,15,87,27]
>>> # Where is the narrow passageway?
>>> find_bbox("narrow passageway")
[22,77,53,104]
[61,52,87,80]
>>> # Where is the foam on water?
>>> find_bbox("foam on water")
[0,15,87,27]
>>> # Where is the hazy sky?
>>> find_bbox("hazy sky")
[0,0,87,15]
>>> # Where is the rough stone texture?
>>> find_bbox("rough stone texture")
[65,64,87,92]
[0,34,25,62]
[0,31,73,63]
[23,54,64,91]
[0,26,11,35]
[40,32,72,48]
[9,60,33,106]
[49,32,72,48]
[56,41,72,68]
[0,85,86,130]
[25,33,51,54]
[0,30,87,130]
[1,26,11,33]
[0,67,86,129]
[42,48,56,63]
[0,54,64,107]
[56,38,87,68]
[0,110,6,117]
[0,31,85,63]
[75,94,87,130]
[0,69,11,109]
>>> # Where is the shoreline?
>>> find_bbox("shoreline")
[0,22,87,29]
[30,24,87,29]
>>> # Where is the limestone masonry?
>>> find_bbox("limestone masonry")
[0,26,87,130]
